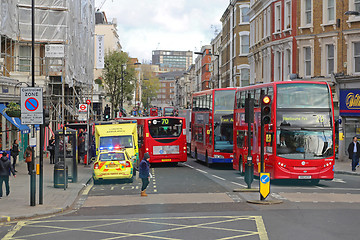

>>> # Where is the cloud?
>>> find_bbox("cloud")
[96,0,228,62]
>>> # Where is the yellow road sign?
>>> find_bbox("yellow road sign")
[259,173,270,199]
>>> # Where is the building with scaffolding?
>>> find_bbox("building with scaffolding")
[0,0,95,152]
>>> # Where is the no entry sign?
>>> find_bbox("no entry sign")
[21,87,43,125]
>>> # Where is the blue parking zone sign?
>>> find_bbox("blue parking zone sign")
[259,173,270,199]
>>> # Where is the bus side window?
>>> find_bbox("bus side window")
[254,89,260,107]
[237,130,245,148]
[267,87,274,101]
[240,91,246,108]
[209,94,213,111]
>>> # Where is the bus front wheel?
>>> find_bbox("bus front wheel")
[239,157,244,175]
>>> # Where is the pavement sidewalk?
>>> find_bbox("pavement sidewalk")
[0,157,358,223]
[0,155,92,223]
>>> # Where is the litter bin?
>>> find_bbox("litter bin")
[54,161,68,188]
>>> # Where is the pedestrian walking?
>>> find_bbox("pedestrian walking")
[0,151,16,198]
[24,146,33,175]
[139,152,151,197]
[48,136,55,164]
[348,136,360,172]
[78,132,86,164]
[10,140,20,172]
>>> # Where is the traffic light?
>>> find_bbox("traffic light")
[43,108,50,126]
[261,95,271,124]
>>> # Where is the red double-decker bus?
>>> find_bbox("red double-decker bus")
[124,117,187,163]
[233,81,335,183]
[190,88,236,166]
[149,107,158,116]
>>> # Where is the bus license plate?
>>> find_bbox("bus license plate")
[298,175,311,179]
[162,159,171,162]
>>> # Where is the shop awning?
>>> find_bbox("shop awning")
[0,104,30,134]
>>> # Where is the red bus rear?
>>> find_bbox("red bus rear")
[123,117,187,163]
[150,108,158,116]
[233,81,335,183]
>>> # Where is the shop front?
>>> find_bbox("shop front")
[336,77,360,161]
[0,104,30,159]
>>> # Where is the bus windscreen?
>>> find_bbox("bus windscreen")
[148,118,183,138]
[214,90,235,152]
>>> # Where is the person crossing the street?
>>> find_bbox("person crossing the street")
[139,152,151,197]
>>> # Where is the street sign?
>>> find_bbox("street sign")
[45,44,65,58]
[78,113,87,121]
[21,88,43,125]
[86,99,91,105]
[79,104,88,112]
[259,173,270,199]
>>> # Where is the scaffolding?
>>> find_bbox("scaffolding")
[0,0,95,126]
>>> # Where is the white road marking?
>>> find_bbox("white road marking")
[231,181,247,188]
[212,175,226,181]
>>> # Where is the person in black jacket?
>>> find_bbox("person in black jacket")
[0,151,16,198]
[139,152,150,197]
[348,136,360,172]
[48,136,55,164]
[10,140,20,172]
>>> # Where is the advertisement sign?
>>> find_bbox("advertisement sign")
[96,35,105,69]
[339,89,360,116]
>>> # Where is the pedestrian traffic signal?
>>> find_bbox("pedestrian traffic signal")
[261,95,271,124]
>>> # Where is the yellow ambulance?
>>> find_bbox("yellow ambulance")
[95,121,139,168]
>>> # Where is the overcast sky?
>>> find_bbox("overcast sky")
[95,0,229,63]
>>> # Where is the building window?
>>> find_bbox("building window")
[274,51,282,81]
[239,67,250,87]
[301,0,313,26]
[240,6,250,24]
[239,32,250,55]
[267,8,271,37]
[19,46,31,72]
[354,42,360,73]
[275,2,281,33]
[326,44,334,75]
[284,48,292,80]
[304,47,312,77]
[284,1,291,29]
[327,0,335,22]
[356,0,360,12]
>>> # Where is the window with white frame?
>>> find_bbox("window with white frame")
[275,2,281,33]
[284,48,292,80]
[266,7,271,36]
[284,0,291,29]
[302,0,312,26]
[356,0,360,12]
[326,44,334,75]
[354,42,360,73]
[240,32,250,55]
[274,51,282,81]
[239,67,250,87]
[240,5,250,24]
[327,0,335,22]
[304,46,312,77]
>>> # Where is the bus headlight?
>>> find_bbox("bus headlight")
[214,155,224,158]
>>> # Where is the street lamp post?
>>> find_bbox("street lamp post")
[134,62,141,114]
[120,64,126,111]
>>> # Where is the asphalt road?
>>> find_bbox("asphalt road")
[1,156,360,240]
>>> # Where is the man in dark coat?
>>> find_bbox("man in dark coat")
[0,151,16,198]
[348,136,360,172]
[139,152,150,196]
